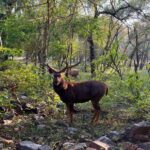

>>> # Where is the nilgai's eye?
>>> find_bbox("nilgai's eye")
[56,74,61,78]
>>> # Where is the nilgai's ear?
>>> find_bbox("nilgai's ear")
[45,64,57,74]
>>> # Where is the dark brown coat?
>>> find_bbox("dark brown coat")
[46,64,108,124]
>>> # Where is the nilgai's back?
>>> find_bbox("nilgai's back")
[72,80,108,103]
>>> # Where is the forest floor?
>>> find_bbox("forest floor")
[0,101,144,150]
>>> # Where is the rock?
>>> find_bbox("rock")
[55,120,69,128]
[0,106,6,112]
[10,101,38,114]
[120,142,144,150]
[33,115,44,124]
[24,108,38,114]
[2,148,12,150]
[107,131,123,142]
[21,95,28,100]
[38,145,52,150]
[16,141,41,150]
[14,127,20,132]
[138,142,150,150]
[134,121,150,128]
[80,131,93,139]
[73,143,87,150]
[98,136,115,146]
[63,142,75,150]
[56,102,64,109]
[22,103,38,114]
[68,127,78,134]
[79,135,92,143]
[3,112,14,120]
[62,142,86,150]
[3,119,13,125]
[86,148,97,150]
[37,137,44,143]
[89,141,113,150]
[0,137,13,144]
[89,136,116,150]
[126,121,150,142]
[0,143,3,150]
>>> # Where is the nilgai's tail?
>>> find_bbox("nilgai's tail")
[105,86,108,95]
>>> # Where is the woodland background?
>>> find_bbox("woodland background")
[0,0,150,149]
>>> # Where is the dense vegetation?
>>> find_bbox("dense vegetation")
[0,0,150,148]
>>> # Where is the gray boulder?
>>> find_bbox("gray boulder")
[16,141,41,150]
[16,141,52,150]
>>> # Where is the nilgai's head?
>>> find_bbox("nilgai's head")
[46,62,80,87]
[53,72,63,85]
[45,64,65,86]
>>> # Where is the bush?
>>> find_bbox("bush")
[95,69,150,119]
[0,61,51,106]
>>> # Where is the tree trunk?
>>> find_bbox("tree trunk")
[38,23,48,73]
[0,32,2,46]
[87,33,96,77]
[38,0,50,73]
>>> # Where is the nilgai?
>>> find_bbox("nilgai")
[46,64,108,124]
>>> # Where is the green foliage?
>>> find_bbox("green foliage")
[3,15,36,48]
[0,61,51,106]
[146,63,150,70]
[69,16,108,41]
[48,41,67,57]
[95,49,127,79]
[0,46,22,57]
[95,69,150,119]
[48,15,109,62]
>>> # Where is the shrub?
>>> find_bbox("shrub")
[95,69,150,119]
[0,61,51,106]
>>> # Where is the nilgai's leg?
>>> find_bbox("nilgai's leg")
[91,100,101,124]
[66,104,74,123]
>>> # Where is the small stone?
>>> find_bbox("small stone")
[107,131,123,142]
[0,143,3,150]
[121,142,144,150]
[0,106,6,112]
[68,127,78,134]
[135,121,150,127]
[138,142,150,150]
[89,136,116,150]
[55,120,69,127]
[14,127,20,132]
[80,131,92,139]
[21,95,28,100]
[16,141,41,150]
[89,140,112,150]
[34,115,44,121]
[126,121,150,142]
[63,142,75,150]
[4,113,14,120]
[56,102,64,109]
[62,142,86,150]
[86,148,96,150]
[38,145,52,150]
[73,143,87,150]
[3,120,13,125]
[98,136,115,146]
[37,137,44,143]
[33,115,44,124]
